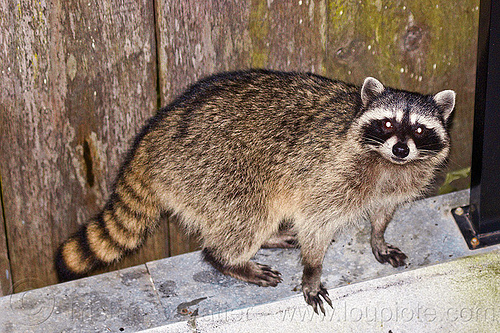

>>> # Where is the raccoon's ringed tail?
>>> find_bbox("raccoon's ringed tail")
[55,170,161,281]
[55,226,100,281]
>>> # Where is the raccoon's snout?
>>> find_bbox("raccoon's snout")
[392,142,409,159]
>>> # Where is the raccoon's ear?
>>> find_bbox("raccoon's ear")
[361,77,385,107]
[433,90,456,121]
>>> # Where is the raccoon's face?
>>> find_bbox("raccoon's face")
[357,77,456,165]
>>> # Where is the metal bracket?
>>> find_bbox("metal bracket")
[452,206,500,250]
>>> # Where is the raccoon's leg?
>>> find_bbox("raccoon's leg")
[55,167,161,281]
[370,205,407,267]
[202,248,282,287]
[199,212,284,286]
[296,223,333,315]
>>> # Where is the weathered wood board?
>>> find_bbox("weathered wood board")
[0,0,165,290]
[0,174,12,296]
[155,0,255,255]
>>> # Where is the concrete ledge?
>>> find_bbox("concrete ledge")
[152,250,500,333]
[1,190,499,332]
[1,265,166,332]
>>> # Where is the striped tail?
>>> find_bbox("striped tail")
[55,167,161,282]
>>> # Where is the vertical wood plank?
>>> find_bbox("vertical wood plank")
[156,0,252,103]
[0,0,164,289]
[247,0,328,73]
[155,0,330,255]
[266,0,328,73]
[0,173,13,296]
[155,0,253,255]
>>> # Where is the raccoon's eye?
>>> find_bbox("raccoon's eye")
[382,120,393,130]
[414,126,426,136]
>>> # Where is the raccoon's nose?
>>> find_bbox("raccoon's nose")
[392,142,410,158]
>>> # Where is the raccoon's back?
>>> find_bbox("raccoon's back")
[146,70,361,175]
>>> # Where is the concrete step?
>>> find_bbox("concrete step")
[145,249,500,333]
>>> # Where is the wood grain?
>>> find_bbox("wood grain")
[0,173,12,296]
[156,0,252,102]
[260,0,328,73]
[155,0,254,255]
[0,0,165,290]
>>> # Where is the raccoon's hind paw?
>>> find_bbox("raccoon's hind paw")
[242,262,283,287]
[222,262,283,287]
[373,243,408,267]
[303,283,332,315]
[203,249,283,287]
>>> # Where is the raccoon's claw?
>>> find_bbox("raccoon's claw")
[204,249,283,287]
[303,283,332,315]
[251,263,283,287]
[373,244,407,267]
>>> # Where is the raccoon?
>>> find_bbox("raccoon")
[55,69,455,314]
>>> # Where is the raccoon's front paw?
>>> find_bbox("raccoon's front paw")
[261,232,297,248]
[372,243,407,267]
[303,283,332,315]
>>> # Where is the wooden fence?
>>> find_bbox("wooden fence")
[0,0,479,295]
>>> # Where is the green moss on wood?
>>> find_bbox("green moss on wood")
[325,0,479,87]
[249,0,269,68]
[409,0,479,75]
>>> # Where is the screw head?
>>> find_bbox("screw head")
[455,207,464,216]
[470,237,479,247]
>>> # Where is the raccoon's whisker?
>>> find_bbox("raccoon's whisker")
[365,134,384,142]
[418,148,442,154]
[418,150,438,157]
[362,136,384,145]
[416,143,443,149]
[446,157,467,169]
